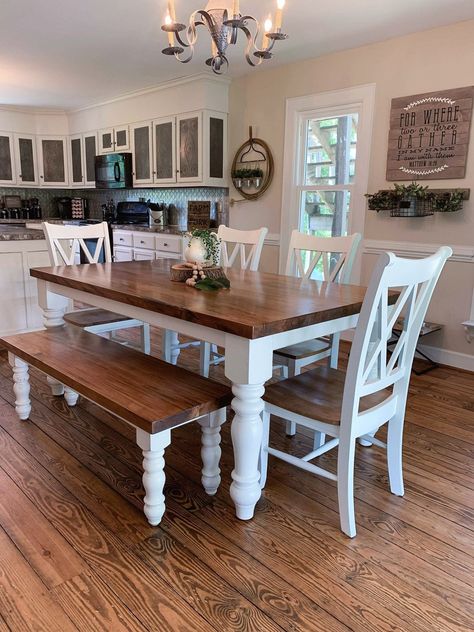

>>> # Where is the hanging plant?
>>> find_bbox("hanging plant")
[365,190,398,211]
[434,190,464,213]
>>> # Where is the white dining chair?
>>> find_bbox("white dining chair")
[260,247,452,537]
[274,230,361,440]
[42,222,150,354]
[162,225,268,373]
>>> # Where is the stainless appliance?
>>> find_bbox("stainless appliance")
[56,197,89,220]
[95,153,133,189]
[115,201,150,225]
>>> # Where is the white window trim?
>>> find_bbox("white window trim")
[279,83,376,280]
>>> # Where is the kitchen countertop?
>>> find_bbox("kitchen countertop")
[0,225,45,241]
[111,224,187,235]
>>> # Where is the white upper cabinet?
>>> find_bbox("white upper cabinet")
[14,134,39,186]
[131,122,153,186]
[203,111,227,187]
[37,136,69,187]
[69,132,97,188]
[99,125,130,154]
[0,132,16,185]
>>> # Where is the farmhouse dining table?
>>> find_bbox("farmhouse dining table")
[31,258,369,521]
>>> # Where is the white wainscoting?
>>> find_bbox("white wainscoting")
[363,239,474,263]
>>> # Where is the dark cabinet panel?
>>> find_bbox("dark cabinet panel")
[209,117,224,179]
[18,137,36,183]
[101,131,113,152]
[134,125,151,181]
[115,129,127,148]
[71,138,83,183]
[42,139,65,183]
[155,121,174,180]
[0,135,13,182]
[179,116,199,179]
[84,135,97,184]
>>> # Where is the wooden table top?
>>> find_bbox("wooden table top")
[31,259,370,339]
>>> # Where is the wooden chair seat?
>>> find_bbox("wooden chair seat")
[274,337,331,360]
[263,365,390,425]
[64,308,133,329]
[3,326,232,526]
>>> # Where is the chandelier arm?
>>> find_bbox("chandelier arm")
[240,25,262,67]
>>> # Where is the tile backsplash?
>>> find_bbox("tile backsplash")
[0,186,229,227]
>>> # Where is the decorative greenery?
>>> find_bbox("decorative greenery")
[365,190,397,211]
[434,190,465,213]
[188,229,221,265]
[393,182,430,199]
[366,182,466,214]
[195,276,231,291]
[232,167,264,179]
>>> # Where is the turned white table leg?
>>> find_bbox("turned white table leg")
[198,407,226,495]
[162,329,180,365]
[136,428,171,526]
[8,353,31,420]
[37,280,78,400]
[64,387,79,407]
[229,383,265,519]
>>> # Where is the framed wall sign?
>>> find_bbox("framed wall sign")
[187,201,211,231]
[386,86,474,180]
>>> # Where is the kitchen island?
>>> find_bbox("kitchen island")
[0,224,50,336]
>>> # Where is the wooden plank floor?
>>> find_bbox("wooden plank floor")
[0,329,473,631]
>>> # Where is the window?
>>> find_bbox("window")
[280,85,375,280]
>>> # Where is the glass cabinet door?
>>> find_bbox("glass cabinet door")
[0,133,15,185]
[153,117,176,184]
[131,123,153,185]
[177,112,202,182]
[99,128,114,154]
[204,111,227,186]
[114,125,130,151]
[38,136,68,186]
[70,135,83,185]
[84,133,97,186]
[15,135,38,185]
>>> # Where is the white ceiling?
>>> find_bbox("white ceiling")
[1,0,473,109]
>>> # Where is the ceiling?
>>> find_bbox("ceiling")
[1,0,473,110]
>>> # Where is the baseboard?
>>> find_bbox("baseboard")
[417,343,474,372]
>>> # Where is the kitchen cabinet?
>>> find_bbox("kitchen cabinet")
[99,125,130,154]
[37,136,69,187]
[153,117,176,184]
[177,112,202,183]
[131,122,153,185]
[113,230,183,263]
[14,134,39,186]
[0,132,16,185]
[0,239,50,336]
[204,111,227,186]
[69,132,97,187]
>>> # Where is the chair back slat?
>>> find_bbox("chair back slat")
[42,222,112,266]
[285,231,362,283]
[217,225,268,271]
[342,247,452,431]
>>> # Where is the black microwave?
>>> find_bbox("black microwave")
[95,153,133,189]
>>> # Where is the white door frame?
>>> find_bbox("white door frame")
[279,83,376,281]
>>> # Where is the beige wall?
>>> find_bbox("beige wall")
[228,19,474,363]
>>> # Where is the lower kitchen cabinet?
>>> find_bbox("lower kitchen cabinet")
[113,230,183,263]
[0,239,50,336]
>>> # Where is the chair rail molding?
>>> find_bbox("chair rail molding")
[363,239,474,264]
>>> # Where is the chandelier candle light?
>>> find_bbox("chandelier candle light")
[161,0,288,74]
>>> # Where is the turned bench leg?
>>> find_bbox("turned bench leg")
[47,376,64,396]
[136,428,171,526]
[198,407,226,495]
[8,353,31,421]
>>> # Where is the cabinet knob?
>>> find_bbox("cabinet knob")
[164,243,168,247]
[140,240,145,244]
[40,175,44,179]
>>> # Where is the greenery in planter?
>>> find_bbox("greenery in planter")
[188,229,221,266]
[365,190,398,211]
[232,167,264,179]
[434,190,464,213]
[393,182,430,200]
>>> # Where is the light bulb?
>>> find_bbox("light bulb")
[277,0,285,9]
[165,12,173,25]
[164,11,174,46]
[264,16,273,32]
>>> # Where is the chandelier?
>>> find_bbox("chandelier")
[161,1,288,74]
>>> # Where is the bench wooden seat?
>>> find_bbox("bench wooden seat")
[2,326,232,525]
[63,308,135,329]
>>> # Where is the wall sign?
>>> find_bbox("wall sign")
[386,86,474,180]
[187,201,211,231]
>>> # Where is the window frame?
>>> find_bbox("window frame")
[280,84,376,281]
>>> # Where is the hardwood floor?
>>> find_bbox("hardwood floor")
[0,329,473,631]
